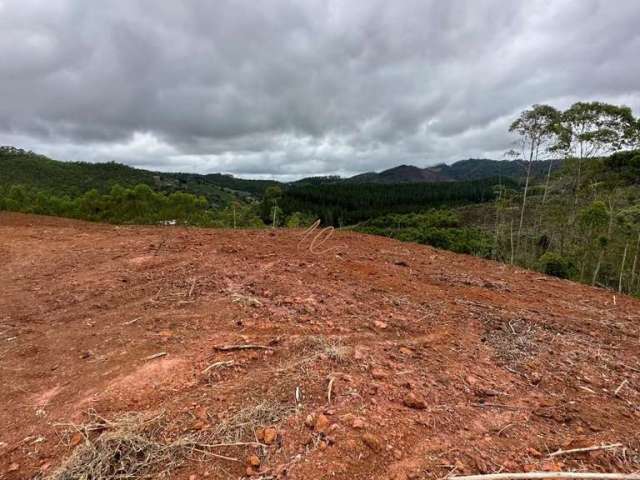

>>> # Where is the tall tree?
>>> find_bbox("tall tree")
[509,104,561,256]
[558,102,636,211]
[617,205,640,293]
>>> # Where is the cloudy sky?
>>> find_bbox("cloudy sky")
[1,0,639,180]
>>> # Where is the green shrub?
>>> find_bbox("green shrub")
[538,252,575,279]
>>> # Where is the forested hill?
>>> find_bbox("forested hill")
[0,147,277,204]
[1,147,551,200]
[341,158,560,184]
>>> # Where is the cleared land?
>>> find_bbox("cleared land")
[1,212,639,480]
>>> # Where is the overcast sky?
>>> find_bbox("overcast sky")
[1,0,639,180]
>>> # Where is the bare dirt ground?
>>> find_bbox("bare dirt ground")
[1,212,639,480]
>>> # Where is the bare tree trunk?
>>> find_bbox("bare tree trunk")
[574,158,582,207]
[618,241,628,293]
[233,204,237,229]
[272,204,277,228]
[572,142,584,220]
[536,159,555,231]
[510,219,515,265]
[493,190,502,261]
[579,250,588,283]
[592,249,604,287]
[516,150,535,254]
[630,233,640,292]
[542,158,554,205]
[592,198,616,287]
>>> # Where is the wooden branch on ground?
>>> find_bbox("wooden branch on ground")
[450,472,640,480]
[187,278,196,298]
[614,380,628,396]
[202,360,235,373]
[327,376,335,403]
[213,344,272,352]
[144,352,167,361]
[471,403,523,411]
[548,443,623,458]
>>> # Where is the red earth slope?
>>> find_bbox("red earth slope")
[1,212,639,479]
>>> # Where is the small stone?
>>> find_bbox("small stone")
[314,413,330,433]
[192,419,207,431]
[527,447,542,458]
[304,414,314,428]
[352,417,366,429]
[248,455,261,467]
[362,433,381,451]
[8,463,19,472]
[373,320,388,329]
[394,449,403,459]
[194,406,208,420]
[399,347,413,356]
[403,392,427,409]
[371,368,387,380]
[354,348,366,360]
[70,432,83,446]
[263,427,278,444]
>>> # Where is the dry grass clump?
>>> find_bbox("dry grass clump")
[48,411,180,480]
[483,317,540,365]
[298,335,351,363]
[275,335,351,378]
[212,400,293,443]
[230,292,263,307]
[48,401,293,480]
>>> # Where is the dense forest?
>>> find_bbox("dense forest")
[1,100,639,296]
[277,177,513,225]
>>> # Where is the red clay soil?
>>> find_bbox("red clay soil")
[1,212,639,480]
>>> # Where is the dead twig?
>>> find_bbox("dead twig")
[548,443,623,458]
[614,380,628,396]
[449,473,640,480]
[144,352,167,361]
[327,377,335,404]
[122,317,141,326]
[187,278,196,298]
[471,403,523,411]
[213,344,272,352]
[202,360,234,374]
[621,364,640,373]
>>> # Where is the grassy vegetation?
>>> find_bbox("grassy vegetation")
[355,210,494,257]
[0,183,264,228]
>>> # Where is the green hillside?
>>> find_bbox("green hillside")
[0,147,276,205]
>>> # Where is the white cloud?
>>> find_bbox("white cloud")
[0,0,639,179]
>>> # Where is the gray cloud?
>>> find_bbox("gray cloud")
[1,0,639,179]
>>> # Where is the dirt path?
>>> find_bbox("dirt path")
[1,212,639,480]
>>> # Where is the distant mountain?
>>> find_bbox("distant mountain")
[347,164,451,183]
[0,146,561,204]
[344,158,560,184]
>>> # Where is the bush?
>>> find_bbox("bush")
[538,252,575,279]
